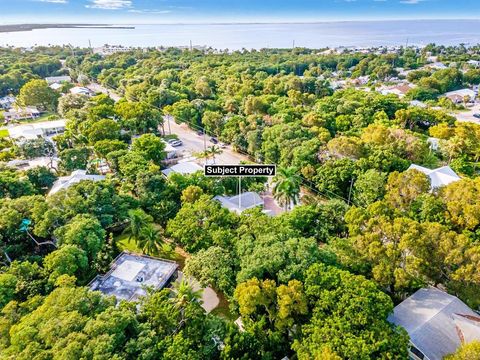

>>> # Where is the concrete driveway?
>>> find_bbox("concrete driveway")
[453,103,480,124]
[176,271,220,313]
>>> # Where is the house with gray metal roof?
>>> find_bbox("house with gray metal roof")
[214,191,264,214]
[388,287,480,360]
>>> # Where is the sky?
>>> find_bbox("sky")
[1,0,479,24]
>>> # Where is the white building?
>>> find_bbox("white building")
[162,161,203,177]
[408,164,461,189]
[426,62,448,70]
[3,107,40,122]
[388,287,480,360]
[8,119,66,142]
[214,192,264,214]
[49,169,106,196]
[444,88,477,104]
[0,95,15,110]
[467,60,480,68]
[410,100,427,108]
[49,83,63,91]
[379,83,415,98]
[45,76,71,85]
[162,140,178,160]
[70,86,92,96]
[93,45,133,56]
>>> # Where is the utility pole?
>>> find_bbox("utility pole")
[347,177,354,205]
[238,176,242,210]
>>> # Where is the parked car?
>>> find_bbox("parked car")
[168,139,183,147]
[196,130,204,136]
[473,113,480,119]
[219,142,227,148]
[210,137,219,144]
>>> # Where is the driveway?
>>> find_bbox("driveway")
[453,103,480,124]
[176,271,220,313]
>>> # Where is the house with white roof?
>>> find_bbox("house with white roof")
[408,164,461,189]
[49,83,63,91]
[45,76,71,85]
[162,161,203,177]
[379,83,415,98]
[8,119,66,142]
[467,60,480,68]
[410,100,427,108]
[388,287,480,360]
[161,140,178,160]
[214,192,264,214]
[48,169,106,196]
[70,86,92,96]
[0,95,15,110]
[3,107,40,122]
[426,62,448,70]
[444,88,477,104]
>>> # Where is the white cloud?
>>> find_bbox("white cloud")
[86,0,132,10]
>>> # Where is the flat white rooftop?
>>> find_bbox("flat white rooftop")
[89,252,179,301]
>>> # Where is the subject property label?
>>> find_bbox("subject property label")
[204,164,276,177]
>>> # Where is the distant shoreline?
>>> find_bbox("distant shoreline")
[0,24,135,33]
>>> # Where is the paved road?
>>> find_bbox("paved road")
[164,116,249,165]
[89,85,247,164]
[453,103,480,124]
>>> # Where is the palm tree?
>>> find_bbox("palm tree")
[171,278,203,308]
[207,145,223,164]
[124,208,153,241]
[137,224,162,255]
[194,150,211,164]
[273,166,302,211]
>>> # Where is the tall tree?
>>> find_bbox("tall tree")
[273,166,302,211]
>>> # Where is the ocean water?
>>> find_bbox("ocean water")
[0,20,479,49]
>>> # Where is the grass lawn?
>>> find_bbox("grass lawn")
[0,129,9,138]
[115,231,235,318]
[115,232,186,268]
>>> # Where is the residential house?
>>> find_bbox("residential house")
[89,251,178,302]
[70,86,93,96]
[388,287,480,360]
[8,119,66,142]
[444,88,477,104]
[162,140,178,160]
[49,83,63,91]
[467,60,480,68]
[48,169,106,196]
[426,62,448,70]
[162,161,203,177]
[0,95,15,110]
[408,164,461,189]
[380,83,415,98]
[3,107,40,122]
[410,100,427,108]
[214,192,264,214]
[45,75,71,85]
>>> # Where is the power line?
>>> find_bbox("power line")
[83,74,363,206]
